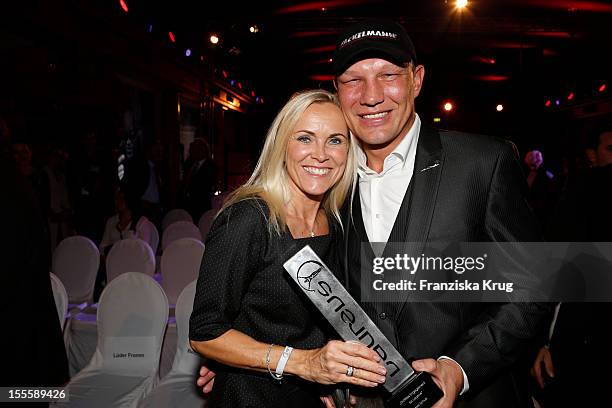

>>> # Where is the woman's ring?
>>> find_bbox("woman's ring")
[346,366,354,377]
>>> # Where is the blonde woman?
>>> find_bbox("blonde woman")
[189,90,386,407]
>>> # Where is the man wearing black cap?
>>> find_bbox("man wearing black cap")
[197,19,550,408]
[331,19,550,408]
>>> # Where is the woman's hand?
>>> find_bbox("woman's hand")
[297,340,387,387]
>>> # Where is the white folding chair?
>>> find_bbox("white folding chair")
[198,209,216,241]
[138,281,206,408]
[161,238,205,306]
[162,209,193,231]
[162,221,202,251]
[52,236,100,305]
[50,273,68,330]
[106,238,156,283]
[53,273,169,408]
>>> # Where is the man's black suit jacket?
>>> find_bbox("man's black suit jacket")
[341,124,552,407]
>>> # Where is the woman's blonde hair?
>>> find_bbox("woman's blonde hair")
[221,89,356,234]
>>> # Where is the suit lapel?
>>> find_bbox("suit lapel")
[396,124,445,313]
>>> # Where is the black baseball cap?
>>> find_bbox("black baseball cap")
[332,19,417,76]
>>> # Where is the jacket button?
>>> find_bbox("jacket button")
[379,312,387,320]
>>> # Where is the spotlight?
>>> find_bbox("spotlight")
[185,49,192,57]
[567,92,574,101]
[456,0,468,10]
[599,83,607,93]
[168,32,176,43]
[210,35,219,44]
[496,104,504,112]
[555,99,560,106]
[443,102,454,112]
[249,25,259,33]
[545,100,551,107]
[119,0,128,13]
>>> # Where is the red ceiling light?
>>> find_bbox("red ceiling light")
[567,92,575,100]
[443,101,454,112]
[545,100,552,107]
[251,91,256,98]
[222,70,228,79]
[599,83,607,93]
[168,32,176,43]
[238,82,243,90]
[119,0,128,13]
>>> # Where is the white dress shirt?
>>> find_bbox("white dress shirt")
[356,114,420,243]
[356,114,470,394]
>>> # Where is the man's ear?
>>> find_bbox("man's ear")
[333,79,339,91]
[413,65,425,97]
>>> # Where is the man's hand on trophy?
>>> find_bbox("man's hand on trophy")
[531,346,555,389]
[298,340,387,388]
[320,394,357,408]
[196,365,216,394]
[412,358,463,408]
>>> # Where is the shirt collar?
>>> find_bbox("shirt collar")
[356,114,421,175]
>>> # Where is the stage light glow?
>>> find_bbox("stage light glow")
[251,91,256,97]
[456,0,468,10]
[567,92,574,100]
[146,24,153,33]
[210,35,219,44]
[555,99,560,106]
[185,49,192,57]
[496,104,504,112]
[599,83,607,93]
[222,70,228,78]
[119,0,128,13]
[230,80,236,86]
[443,102,454,112]
[168,32,175,43]
[249,25,259,33]
[433,117,441,123]
[545,100,551,107]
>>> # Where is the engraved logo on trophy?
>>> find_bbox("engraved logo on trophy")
[297,260,323,292]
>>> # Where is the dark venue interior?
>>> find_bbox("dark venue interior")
[1,0,611,406]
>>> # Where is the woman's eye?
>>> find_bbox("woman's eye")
[296,135,311,143]
[328,137,343,145]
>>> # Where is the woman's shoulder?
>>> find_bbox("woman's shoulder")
[215,197,271,231]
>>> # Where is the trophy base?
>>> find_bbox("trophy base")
[385,371,443,408]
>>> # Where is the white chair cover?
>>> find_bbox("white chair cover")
[50,273,68,330]
[106,238,156,283]
[146,219,160,254]
[138,281,206,408]
[162,209,193,231]
[54,273,169,408]
[198,209,216,241]
[52,236,100,304]
[161,238,204,305]
[162,221,202,251]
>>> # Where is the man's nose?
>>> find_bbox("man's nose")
[360,80,384,106]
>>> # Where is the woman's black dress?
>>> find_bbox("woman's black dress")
[189,199,338,408]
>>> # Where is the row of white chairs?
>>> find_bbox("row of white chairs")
[50,273,206,407]
[53,236,204,307]
[163,208,216,242]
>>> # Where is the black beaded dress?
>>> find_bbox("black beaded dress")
[189,199,338,408]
